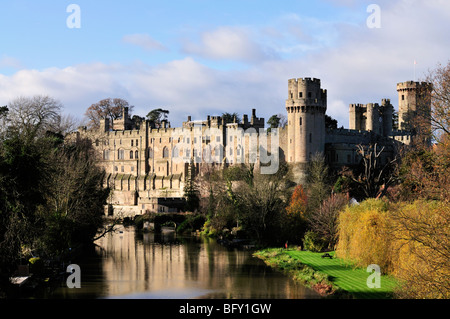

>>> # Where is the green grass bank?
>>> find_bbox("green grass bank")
[253,248,399,299]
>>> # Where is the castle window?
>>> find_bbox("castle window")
[115,166,118,172]
[130,151,134,159]
[103,150,110,160]
[118,149,125,160]
[402,95,405,101]
[121,166,124,173]
[148,148,153,158]
[131,140,134,147]
[290,92,293,99]
[131,166,134,172]
[136,139,138,147]
[163,146,169,158]
[159,138,162,143]
[299,92,303,98]
[172,146,179,158]
[300,117,302,126]
[135,151,139,159]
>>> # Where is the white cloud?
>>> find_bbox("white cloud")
[122,34,168,52]
[182,26,277,63]
[1,1,449,129]
[0,55,23,70]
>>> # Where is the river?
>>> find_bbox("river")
[43,225,321,299]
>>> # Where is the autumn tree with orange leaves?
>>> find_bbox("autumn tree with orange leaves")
[283,185,308,244]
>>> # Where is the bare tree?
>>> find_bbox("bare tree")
[85,98,133,129]
[7,95,62,138]
[309,193,348,250]
[343,143,399,199]
[424,61,450,142]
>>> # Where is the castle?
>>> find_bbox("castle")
[70,77,431,217]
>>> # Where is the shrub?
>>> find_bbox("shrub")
[336,199,393,272]
[303,231,326,252]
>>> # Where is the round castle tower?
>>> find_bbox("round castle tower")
[397,81,432,131]
[285,78,327,164]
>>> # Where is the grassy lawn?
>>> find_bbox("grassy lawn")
[254,248,399,299]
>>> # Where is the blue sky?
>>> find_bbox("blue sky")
[1,0,449,127]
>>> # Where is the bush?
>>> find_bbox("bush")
[303,231,326,252]
[335,199,392,272]
[335,198,450,298]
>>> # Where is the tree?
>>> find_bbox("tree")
[309,193,348,250]
[146,108,170,127]
[85,98,133,129]
[238,163,291,244]
[284,184,308,243]
[267,114,287,132]
[306,153,331,214]
[341,143,399,200]
[183,161,200,212]
[325,115,338,129]
[424,61,450,143]
[7,95,62,139]
[222,112,241,124]
[38,137,109,256]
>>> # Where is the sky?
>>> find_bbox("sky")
[0,0,449,128]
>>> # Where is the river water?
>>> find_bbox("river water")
[45,225,320,299]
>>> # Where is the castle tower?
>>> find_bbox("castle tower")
[381,99,393,136]
[349,104,364,131]
[397,81,432,131]
[286,78,327,164]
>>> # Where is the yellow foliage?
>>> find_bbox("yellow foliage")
[336,199,450,299]
[336,199,393,273]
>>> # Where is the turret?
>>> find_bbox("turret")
[285,78,327,163]
[397,81,432,131]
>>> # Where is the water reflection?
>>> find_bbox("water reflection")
[49,226,320,299]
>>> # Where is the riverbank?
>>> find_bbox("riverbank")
[253,248,399,299]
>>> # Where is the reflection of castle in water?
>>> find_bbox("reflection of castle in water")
[94,227,318,298]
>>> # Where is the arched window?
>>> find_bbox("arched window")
[135,151,139,159]
[172,146,179,158]
[118,149,124,160]
[163,146,169,158]
[130,151,134,159]
[148,148,153,159]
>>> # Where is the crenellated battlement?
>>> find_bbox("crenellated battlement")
[397,81,431,91]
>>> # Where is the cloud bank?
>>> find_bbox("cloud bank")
[0,0,449,128]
